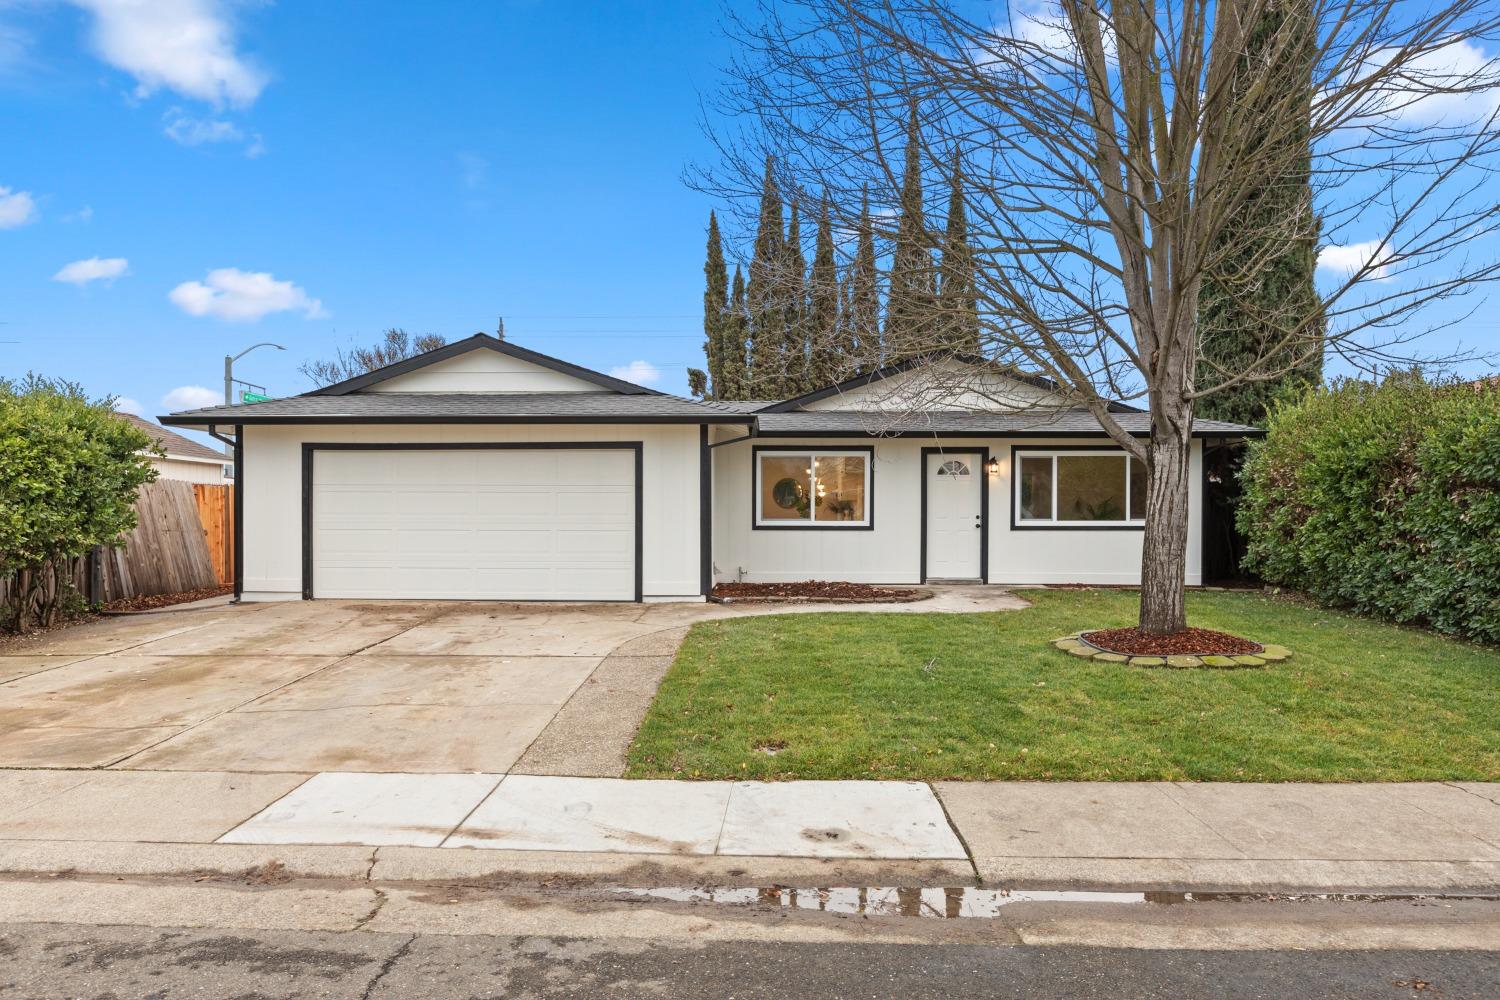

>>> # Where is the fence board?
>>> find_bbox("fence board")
[192,484,234,587]
[1,479,221,613]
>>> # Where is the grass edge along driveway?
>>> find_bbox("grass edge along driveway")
[625,589,1500,782]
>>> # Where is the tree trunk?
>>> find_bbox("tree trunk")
[1138,420,1194,635]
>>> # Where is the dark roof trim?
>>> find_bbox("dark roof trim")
[307,334,661,397]
[159,414,753,428]
[759,353,1072,413]
[748,428,1266,440]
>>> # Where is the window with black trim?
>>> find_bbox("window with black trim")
[755,450,870,527]
[1016,450,1146,525]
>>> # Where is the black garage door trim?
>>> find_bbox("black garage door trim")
[301,441,645,602]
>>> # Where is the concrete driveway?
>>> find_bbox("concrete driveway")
[0,589,1027,774]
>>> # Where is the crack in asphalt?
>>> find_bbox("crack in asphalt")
[358,931,414,1000]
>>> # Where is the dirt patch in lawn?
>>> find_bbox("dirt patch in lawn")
[713,581,927,603]
[1081,625,1263,656]
[103,585,233,614]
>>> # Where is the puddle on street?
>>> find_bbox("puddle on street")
[608,886,1489,919]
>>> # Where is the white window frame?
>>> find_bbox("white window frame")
[1014,449,1146,527]
[753,448,873,529]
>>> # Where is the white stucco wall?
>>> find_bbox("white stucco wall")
[366,350,609,393]
[240,423,703,601]
[712,434,1202,586]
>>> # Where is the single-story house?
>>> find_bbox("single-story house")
[159,334,1260,603]
[117,412,234,485]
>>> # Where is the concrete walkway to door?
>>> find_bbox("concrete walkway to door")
[0,588,1026,774]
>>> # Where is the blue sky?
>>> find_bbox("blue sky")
[1,1,1494,434]
[0,0,733,418]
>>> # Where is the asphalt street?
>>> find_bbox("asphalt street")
[2,921,1497,999]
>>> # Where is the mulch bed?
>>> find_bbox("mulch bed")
[712,581,925,603]
[1081,625,1263,656]
[103,585,233,614]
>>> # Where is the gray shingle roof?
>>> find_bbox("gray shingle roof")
[754,408,1261,437]
[159,391,1261,437]
[116,412,229,460]
[159,392,750,425]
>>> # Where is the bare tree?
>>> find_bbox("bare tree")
[700,0,1500,633]
[299,329,448,388]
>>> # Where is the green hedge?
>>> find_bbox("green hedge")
[1239,373,1500,644]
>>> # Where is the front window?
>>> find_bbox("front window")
[755,450,870,527]
[1015,450,1146,526]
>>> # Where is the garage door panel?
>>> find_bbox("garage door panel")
[311,448,637,600]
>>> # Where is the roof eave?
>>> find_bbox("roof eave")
[158,413,754,428]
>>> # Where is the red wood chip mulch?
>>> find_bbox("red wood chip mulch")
[104,585,233,613]
[713,581,923,603]
[1081,625,1262,656]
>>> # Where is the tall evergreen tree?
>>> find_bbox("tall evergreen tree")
[779,201,810,395]
[723,265,750,397]
[939,154,981,355]
[747,155,786,396]
[693,210,730,399]
[848,189,882,373]
[808,196,841,386]
[884,103,938,358]
[1196,0,1323,426]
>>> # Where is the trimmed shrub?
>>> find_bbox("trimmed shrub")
[0,376,157,629]
[1239,372,1500,644]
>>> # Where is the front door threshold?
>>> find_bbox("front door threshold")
[925,578,984,585]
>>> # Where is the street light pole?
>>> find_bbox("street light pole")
[224,342,286,406]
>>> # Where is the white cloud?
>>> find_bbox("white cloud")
[608,360,662,386]
[168,267,326,322]
[53,256,130,285]
[1318,240,1395,282]
[163,110,242,145]
[113,396,145,416]
[69,0,267,107]
[161,385,221,410]
[1356,39,1500,125]
[0,185,38,228]
[997,1,1116,66]
[63,205,94,224]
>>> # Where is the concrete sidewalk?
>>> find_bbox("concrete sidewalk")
[1,769,1498,892]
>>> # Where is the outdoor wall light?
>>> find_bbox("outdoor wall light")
[986,456,1001,476]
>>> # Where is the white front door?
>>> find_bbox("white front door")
[925,452,983,581]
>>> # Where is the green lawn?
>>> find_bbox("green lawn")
[625,589,1500,782]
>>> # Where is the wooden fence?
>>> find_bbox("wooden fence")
[88,479,222,601]
[193,483,235,587]
[1,479,230,611]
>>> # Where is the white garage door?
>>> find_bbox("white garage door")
[310,447,636,601]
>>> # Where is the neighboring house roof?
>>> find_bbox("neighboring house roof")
[158,392,751,425]
[116,412,231,463]
[306,333,662,396]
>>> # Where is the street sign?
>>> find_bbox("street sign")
[241,391,273,403]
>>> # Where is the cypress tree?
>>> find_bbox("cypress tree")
[849,189,882,373]
[1196,0,1323,426]
[723,265,750,398]
[808,196,841,387]
[747,155,786,397]
[884,103,937,358]
[780,201,810,395]
[699,211,729,399]
[939,154,981,355]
